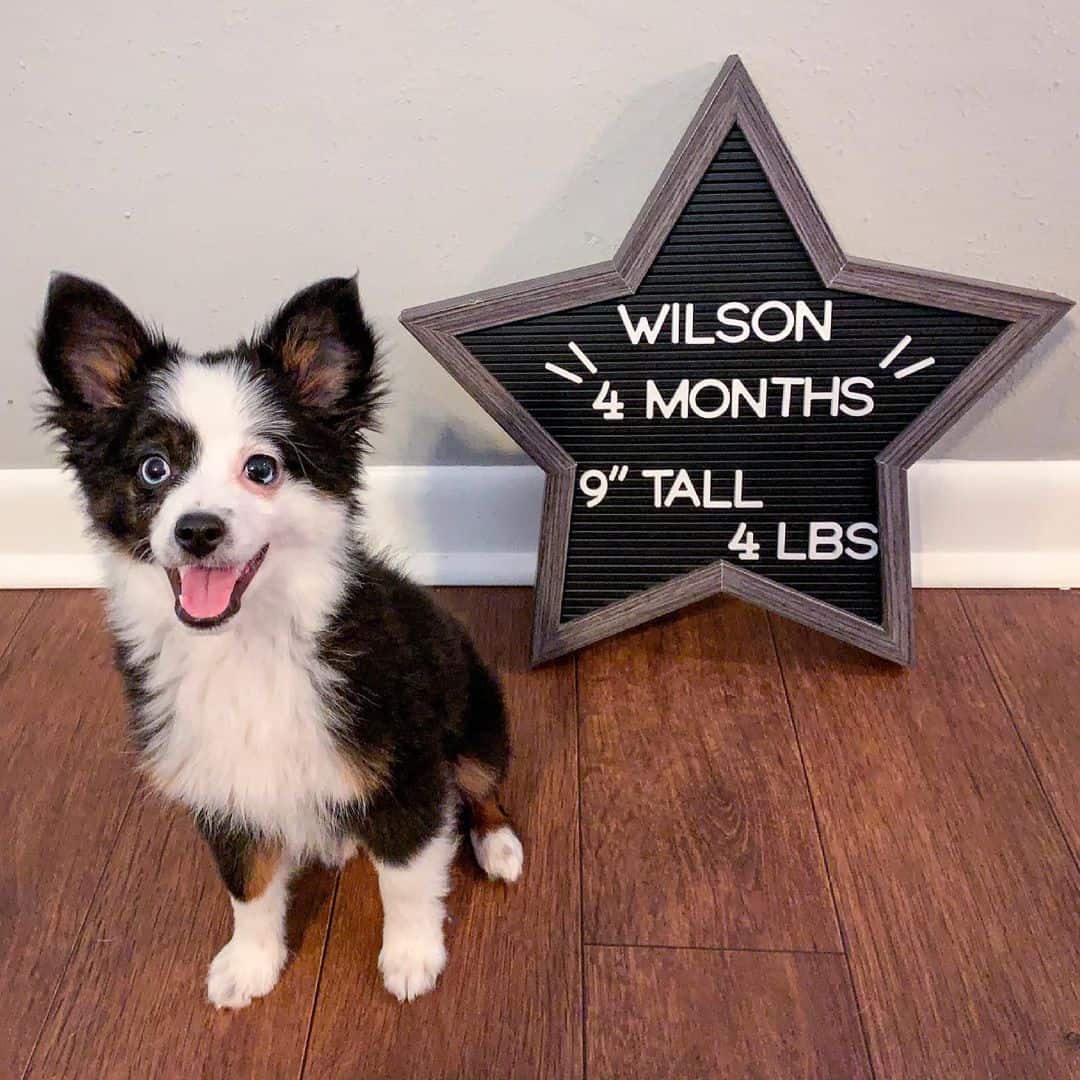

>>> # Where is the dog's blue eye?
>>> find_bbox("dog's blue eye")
[139,454,171,487]
[244,454,279,486]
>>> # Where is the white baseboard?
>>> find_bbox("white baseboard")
[0,461,1076,589]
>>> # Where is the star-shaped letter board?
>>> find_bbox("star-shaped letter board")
[401,57,1070,665]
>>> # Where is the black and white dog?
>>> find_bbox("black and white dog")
[37,274,523,1008]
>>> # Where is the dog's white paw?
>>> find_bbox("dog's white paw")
[378,925,447,1002]
[471,825,524,883]
[207,936,287,1009]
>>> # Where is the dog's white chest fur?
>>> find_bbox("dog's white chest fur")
[123,599,357,855]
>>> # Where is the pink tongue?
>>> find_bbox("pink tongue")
[179,566,241,620]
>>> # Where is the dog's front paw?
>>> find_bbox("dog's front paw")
[207,936,287,1009]
[378,925,447,1002]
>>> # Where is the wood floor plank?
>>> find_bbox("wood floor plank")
[962,589,1080,858]
[771,590,1080,1078]
[302,588,582,1080]
[586,945,871,1080]
[0,590,36,654]
[0,591,137,1078]
[28,791,336,1079]
[577,596,840,951]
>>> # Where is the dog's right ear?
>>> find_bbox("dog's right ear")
[37,274,154,410]
[256,277,380,420]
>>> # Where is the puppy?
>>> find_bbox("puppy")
[36,274,523,1008]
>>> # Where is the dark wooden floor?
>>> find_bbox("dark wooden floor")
[2,588,1078,1079]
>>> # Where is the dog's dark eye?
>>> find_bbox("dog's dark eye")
[244,454,279,486]
[139,454,171,487]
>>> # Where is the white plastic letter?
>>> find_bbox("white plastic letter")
[716,302,750,344]
[751,301,795,343]
[839,377,875,417]
[688,379,731,420]
[845,522,879,560]
[802,376,842,418]
[808,521,844,560]
[731,378,768,419]
[777,522,806,561]
[684,303,713,345]
[703,470,732,509]
[641,469,673,508]
[645,380,689,420]
[664,469,701,508]
[770,377,803,418]
[618,303,671,345]
[733,469,763,509]
[795,300,832,342]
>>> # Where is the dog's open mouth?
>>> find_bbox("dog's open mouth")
[166,545,268,629]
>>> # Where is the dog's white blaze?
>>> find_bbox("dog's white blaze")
[154,355,284,443]
[148,359,287,568]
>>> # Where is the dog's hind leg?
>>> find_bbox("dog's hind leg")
[453,646,524,883]
[463,790,524,883]
[455,644,510,783]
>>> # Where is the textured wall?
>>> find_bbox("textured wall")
[3,0,1077,467]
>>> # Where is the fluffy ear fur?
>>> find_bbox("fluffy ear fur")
[256,277,380,423]
[37,274,157,409]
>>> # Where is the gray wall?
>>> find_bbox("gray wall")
[4,0,1077,468]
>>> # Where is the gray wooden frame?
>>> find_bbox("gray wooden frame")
[400,55,1072,666]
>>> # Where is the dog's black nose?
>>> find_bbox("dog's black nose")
[174,512,227,558]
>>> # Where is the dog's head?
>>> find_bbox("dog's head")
[37,274,380,631]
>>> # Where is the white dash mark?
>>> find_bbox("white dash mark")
[544,362,584,384]
[568,341,597,375]
[879,335,912,369]
[893,356,936,380]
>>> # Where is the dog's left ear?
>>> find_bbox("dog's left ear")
[258,277,379,417]
[37,273,155,410]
